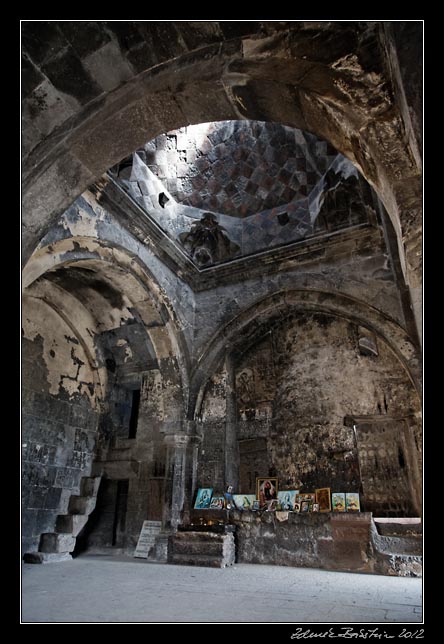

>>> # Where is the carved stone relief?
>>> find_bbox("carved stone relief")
[178,213,240,267]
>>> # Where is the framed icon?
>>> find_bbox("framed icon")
[256,478,278,505]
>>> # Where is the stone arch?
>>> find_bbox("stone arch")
[22,22,421,293]
[23,235,190,409]
[191,288,421,419]
[22,236,192,553]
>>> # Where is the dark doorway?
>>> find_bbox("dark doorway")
[74,478,129,553]
[146,449,166,521]
[128,388,140,439]
[112,479,129,546]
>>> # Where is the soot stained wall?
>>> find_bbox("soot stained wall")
[197,312,421,514]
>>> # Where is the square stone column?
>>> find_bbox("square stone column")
[162,431,202,530]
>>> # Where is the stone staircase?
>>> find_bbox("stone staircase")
[168,527,236,568]
[23,476,101,564]
[371,518,423,577]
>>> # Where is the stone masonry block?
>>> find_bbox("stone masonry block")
[55,514,89,536]
[68,495,97,515]
[80,476,101,497]
[39,532,76,553]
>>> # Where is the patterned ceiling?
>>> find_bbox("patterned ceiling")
[128,121,340,218]
[112,121,370,268]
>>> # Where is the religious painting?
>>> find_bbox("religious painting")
[316,487,332,513]
[300,501,310,513]
[332,492,346,512]
[277,490,299,511]
[298,492,316,504]
[233,494,256,511]
[345,492,361,512]
[293,501,301,513]
[209,496,224,510]
[252,500,260,511]
[312,503,320,512]
[194,488,213,509]
[256,478,278,505]
[266,499,279,511]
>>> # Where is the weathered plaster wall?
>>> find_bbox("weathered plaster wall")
[22,296,100,553]
[197,312,421,515]
[27,189,196,357]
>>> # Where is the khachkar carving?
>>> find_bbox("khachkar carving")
[178,213,240,267]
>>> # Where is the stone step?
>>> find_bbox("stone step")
[171,539,226,556]
[168,531,235,568]
[55,514,89,536]
[68,495,97,515]
[80,476,101,497]
[23,552,72,564]
[168,553,231,568]
[173,531,227,543]
[39,533,76,554]
[375,520,422,537]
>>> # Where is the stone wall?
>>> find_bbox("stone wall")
[197,312,421,516]
[232,511,369,571]
[22,297,100,554]
[187,509,421,576]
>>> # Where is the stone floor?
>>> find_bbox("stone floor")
[21,555,423,624]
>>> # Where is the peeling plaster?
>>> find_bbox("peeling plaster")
[59,205,100,238]
[22,295,100,408]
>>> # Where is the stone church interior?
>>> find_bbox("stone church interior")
[21,20,422,611]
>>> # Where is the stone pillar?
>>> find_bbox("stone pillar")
[162,434,187,530]
[162,431,202,530]
[182,423,202,525]
[225,353,240,490]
